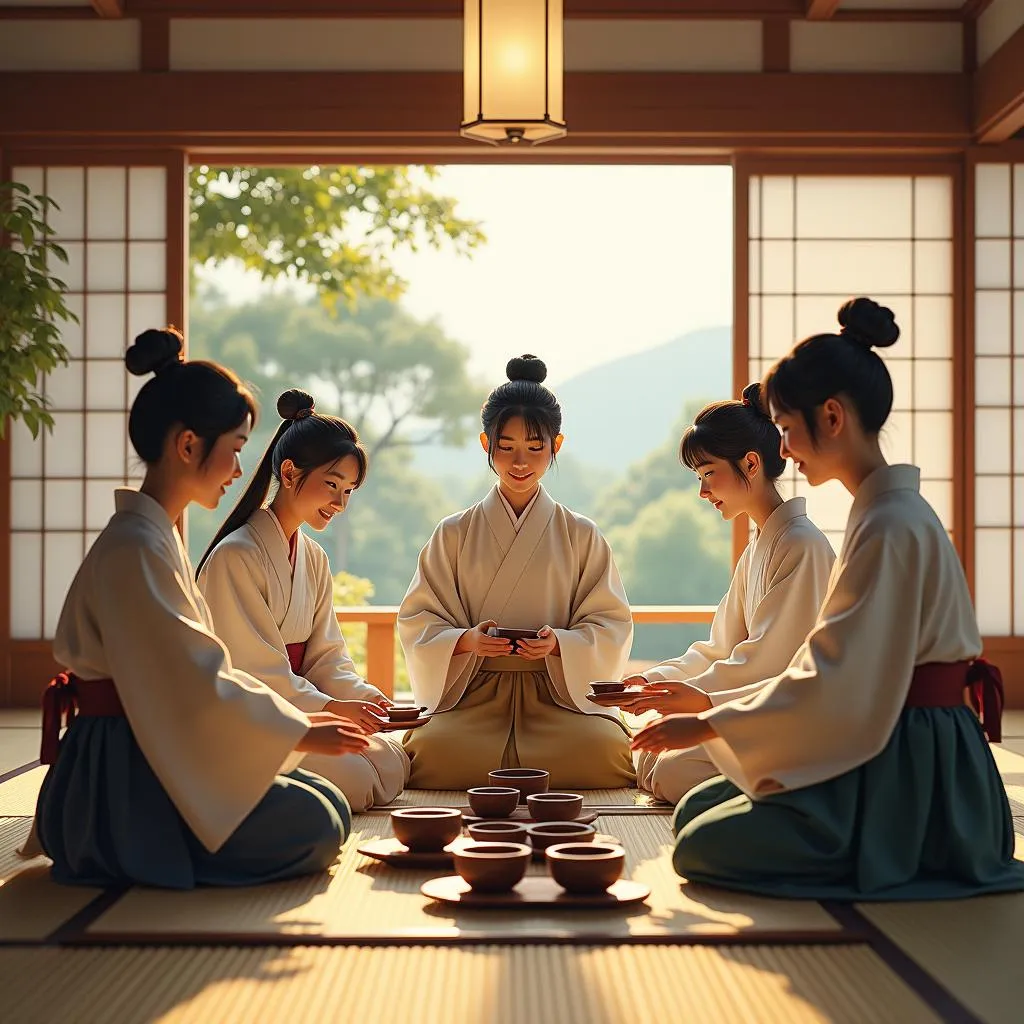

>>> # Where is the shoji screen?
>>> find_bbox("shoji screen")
[747,174,956,554]
[7,161,177,640]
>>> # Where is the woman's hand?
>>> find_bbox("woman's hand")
[297,714,371,756]
[630,714,716,754]
[516,626,559,660]
[453,620,514,657]
[324,699,388,734]
[619,680,713,716]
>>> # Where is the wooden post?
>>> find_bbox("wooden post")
[366,621,395,698]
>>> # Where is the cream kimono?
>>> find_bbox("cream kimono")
[199,508,410,811]
[399,485,635,789]
[634,498,834,803]
[33,489,350,889]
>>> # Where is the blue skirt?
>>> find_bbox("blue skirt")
[672,706,1024,900]
[37,715,351,890]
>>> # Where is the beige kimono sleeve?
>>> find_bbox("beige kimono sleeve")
[700,528,923,797]
[79,539,309,852]
[642,549,750,687]
[398,519,477,713]
[687,539,833,706]
[302,550,386,705]
[546,526,634,713]
[200,544,336,714]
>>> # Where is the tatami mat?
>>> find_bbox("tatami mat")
[0,729,39,775]
[857,894,1024,1024]
[88,813,839,943]
[0,709,42,729]
[0,863,103,943]
[0,816,38,882]
[0,943,941,1024]
[0,764,44,816]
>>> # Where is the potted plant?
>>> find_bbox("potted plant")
[0,180,76,438]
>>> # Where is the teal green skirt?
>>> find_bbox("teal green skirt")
[38,715,352,890]
[672,706,1024,900]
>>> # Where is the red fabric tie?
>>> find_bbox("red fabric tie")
[904,658,1004,743]
[40,673,124,765]
[286,642,308,675]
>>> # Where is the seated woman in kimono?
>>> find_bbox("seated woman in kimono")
[633,298,1024,900]
[197,389,410,811]
[618,384,834,805]
[398,354,635,789]
[34,328,369,890]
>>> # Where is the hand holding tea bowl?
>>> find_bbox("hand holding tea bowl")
[526,821,596,853]
[467,820,530,844]
[546,843,626,894]
[487,768,550,803]
[526,792,584,822]
[452,842,532,893]
[385,704,427,723]
[390,808,462,852]
[467,786,521,818]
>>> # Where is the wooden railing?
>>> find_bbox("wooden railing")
[336,605,718,698]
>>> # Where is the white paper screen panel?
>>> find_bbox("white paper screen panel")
[8,165,167,639]
[974,163,1024,635]
[749,174,955,553]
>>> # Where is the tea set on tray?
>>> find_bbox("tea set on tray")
[358,765,650,909]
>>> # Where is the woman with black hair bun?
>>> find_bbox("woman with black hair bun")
[634,298,1024,901]
[608,383,834,805]
[398,354,635,789]
[31,328,368,890]
[198,390,410,812]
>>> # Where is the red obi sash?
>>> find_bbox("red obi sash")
[286,642,307,675]
[905,659,1004,742]
[40,673,124,765]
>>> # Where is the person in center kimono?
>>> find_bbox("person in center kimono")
[398,354,635,790]
[198,389,410,811]
[616,384,834,805]
[33,327,369,890]
[632,298,1024,900]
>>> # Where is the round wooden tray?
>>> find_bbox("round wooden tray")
[357,836,472,868]
[421,875,650,909]
[462,808,599,825]
[585,691,642,708]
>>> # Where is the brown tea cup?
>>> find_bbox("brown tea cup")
[390,807,462,852]
[526,792,584,822]
[546,842,625,894]
[467,786,521,818]
[589,681,626,695]
[467,820,530,845]
[487,768,550,804]
[386,705,426,723]
[452,842,532,893]
[486,627,540,643]
[526,821,596,852]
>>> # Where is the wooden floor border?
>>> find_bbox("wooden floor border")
[822,902,985,1024]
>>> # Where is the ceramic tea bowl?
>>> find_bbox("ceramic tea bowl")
[467,786,521,818]
[467,820,530,844]
[546,843,625,894]
[588,681,626,695]
[386,704,427,723]
[526,821,596,853]
[452,842,532,893]
[526,792,584,822]
[390,808,462,852]
[487,768,550,803]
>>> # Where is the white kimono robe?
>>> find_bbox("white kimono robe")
[199,508,409,810]
[47,490,310,852]
[398,485,635,788]
[635,497,835,803]
[700,465,984,796]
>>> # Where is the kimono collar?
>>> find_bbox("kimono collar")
[497,486,541,532]
[248,507,304,585]
[848,463,921,529]
[482,483,553,548]
[754,496,807,552]
[114,488,177,535]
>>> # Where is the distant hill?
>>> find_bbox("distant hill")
[412,325,732,479]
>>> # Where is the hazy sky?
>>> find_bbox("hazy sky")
[199,164,734,386]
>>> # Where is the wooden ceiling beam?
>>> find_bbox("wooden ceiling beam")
[804,0,840,19]
[90,0,124,15]
[974,21,1024,142]
[0,70,969,147]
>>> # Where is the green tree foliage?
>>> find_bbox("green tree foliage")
[0,182,77,438]
[331,570,410,692]
[190,166,485,308]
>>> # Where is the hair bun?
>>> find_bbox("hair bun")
[741,382,768,417]
[277,388,315,422]
[506,354,548,384]
[125,327,184,377]
[838,297,900,350]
